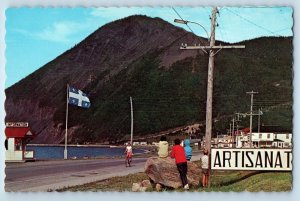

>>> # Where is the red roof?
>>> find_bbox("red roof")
[5,127,34,138]
[242,127,250,133]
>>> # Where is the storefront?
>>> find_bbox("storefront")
[5,122,35,162]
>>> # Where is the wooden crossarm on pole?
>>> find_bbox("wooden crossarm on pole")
[180,45,245,49]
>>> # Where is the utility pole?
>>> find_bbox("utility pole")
[235,113,241,148]
[246,91,258,148]
[235,113,241,136]
[178,7,245,187]
[258,108,262,133]
[179,7,245,154]
[232,117,235,136]
[204,7,217,154]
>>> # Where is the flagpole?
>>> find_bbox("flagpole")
[64,84,69,159]
[130,97,133,145]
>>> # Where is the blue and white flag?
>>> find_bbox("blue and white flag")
[68,86,91,108]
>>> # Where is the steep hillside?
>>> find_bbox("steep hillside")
[5,15,292,144]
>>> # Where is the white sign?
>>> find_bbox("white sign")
[211,148,292,171]
[5,122,29,127]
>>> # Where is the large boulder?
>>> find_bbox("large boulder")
[144,157,201,189]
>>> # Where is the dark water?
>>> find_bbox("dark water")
[26,145,145,160]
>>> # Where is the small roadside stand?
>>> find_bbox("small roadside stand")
[5,122,35,162]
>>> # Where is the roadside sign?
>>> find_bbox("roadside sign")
[5,122,29,127]
[211,148,292,171]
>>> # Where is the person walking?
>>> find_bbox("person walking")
[124,143,133,167]
[184,139,192,161]
[170,138,189,190]
[201,149,209,187]
[157,136,169,158]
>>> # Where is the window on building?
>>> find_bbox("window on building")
[15,138,22,151]
[267,134,270,138]
[286,134,289,139]
[274,134,277,139]
[259,134,262,139]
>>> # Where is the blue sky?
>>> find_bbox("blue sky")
[5,7,293,88]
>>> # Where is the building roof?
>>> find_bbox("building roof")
[5,127,34,138]
[242,127,250,133]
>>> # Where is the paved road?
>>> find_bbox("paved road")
[5,157,148,192]
[5,153,202,192]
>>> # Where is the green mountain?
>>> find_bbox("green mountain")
[5,15,292,144]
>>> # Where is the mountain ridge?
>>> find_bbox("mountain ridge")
[5,15,292,144]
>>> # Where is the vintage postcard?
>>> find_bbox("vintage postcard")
[3,5,294,195]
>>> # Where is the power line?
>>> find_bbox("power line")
[224,8,280,36]
[171,7,196,35]
[216,9,231,42]
[203,7,211,18]
[216,20,229,43]
[171,7,207,54]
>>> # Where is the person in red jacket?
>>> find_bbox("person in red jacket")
[170,138,189,190]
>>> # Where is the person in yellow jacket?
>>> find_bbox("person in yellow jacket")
[158,136,169,158]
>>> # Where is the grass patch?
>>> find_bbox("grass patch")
[58,172,149,192]
[58,170,292,192]
[210,171,292,192]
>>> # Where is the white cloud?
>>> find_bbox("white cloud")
[13,28,32,36]
[15,10,122,44]
[35,21,80,43]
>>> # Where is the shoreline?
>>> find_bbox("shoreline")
[28,144,114,148]
[28,143,156,148]
[25,144,155,161]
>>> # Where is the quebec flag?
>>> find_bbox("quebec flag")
[68,86,91,108]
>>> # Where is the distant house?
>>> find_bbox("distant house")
[272,133,292,148]
[200,125,292,149]
[216,135,235,148]
[252,132,274,148]
[203,135,235,148]
[152,142,159,146]
[125,141,148,146]
[235,131,292,148]
[236,135,250,148]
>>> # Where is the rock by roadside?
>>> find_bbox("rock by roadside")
[144,157,201,189]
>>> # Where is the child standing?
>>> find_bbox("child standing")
[170,138,189,190]
[124,143,133,167]
[201,149,209,187]
[184,139,192,161]
[157,136,169,158]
